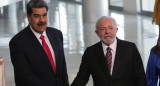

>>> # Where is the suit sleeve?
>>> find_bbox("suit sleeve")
[71,48,90,86]
[59,31,69,86]
[146,51,158,86]
[9,39,52,86]
[133,44,147,86]
[153,0,159,18]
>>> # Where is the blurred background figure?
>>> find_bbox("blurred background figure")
[152,0,160,54]
[146,0,160,86]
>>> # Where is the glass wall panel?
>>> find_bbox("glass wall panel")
[142,0,155,12]
[75,0,81,2]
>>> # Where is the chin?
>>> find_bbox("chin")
[36,30,44,34]
[102,39,113,45]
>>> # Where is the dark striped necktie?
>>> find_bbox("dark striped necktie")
[106,47,112,72]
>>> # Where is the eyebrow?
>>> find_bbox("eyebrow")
[33,13,47,16]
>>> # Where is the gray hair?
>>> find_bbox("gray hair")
[26,0,48,16]
[96,16,117,30]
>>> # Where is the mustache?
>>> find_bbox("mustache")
[37,22,46,26]
[104,35,112,38]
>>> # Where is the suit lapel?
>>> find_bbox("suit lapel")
[46,28,59,73]
[96,42,112,78]
[112,39,124,79]
[26,26,55,74]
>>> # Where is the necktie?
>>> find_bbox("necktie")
[106,47,112,72]
[40,35,56,74]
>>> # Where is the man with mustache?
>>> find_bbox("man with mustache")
[71,16,147,86]
[9,0,69,86]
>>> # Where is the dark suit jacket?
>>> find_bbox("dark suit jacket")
[71,38,147,86]
[9,25,69,86]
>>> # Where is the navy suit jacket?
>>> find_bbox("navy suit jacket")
[71,38,147,86]
[9,25,69,86]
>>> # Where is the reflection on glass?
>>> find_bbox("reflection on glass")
[8,3,18,34]
[58,2,84,54]
[0,7,3,14]
[0,0,21,7]
[110,0,123,7]
[0,0,9,7]
[111,12,124,40]
[143,18,158,38]
[59,2,68,49]
[75,0,82,2]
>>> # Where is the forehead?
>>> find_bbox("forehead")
[97,18,117,29]
[31,7,47,14]
[98,18,115,25]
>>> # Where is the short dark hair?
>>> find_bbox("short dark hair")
[26,0,48,16]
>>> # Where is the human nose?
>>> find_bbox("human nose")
[40,16,44,22]
[105,28,109,33]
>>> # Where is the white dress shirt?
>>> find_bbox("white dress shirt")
[102,38,117,75]
[30,26,56,67]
